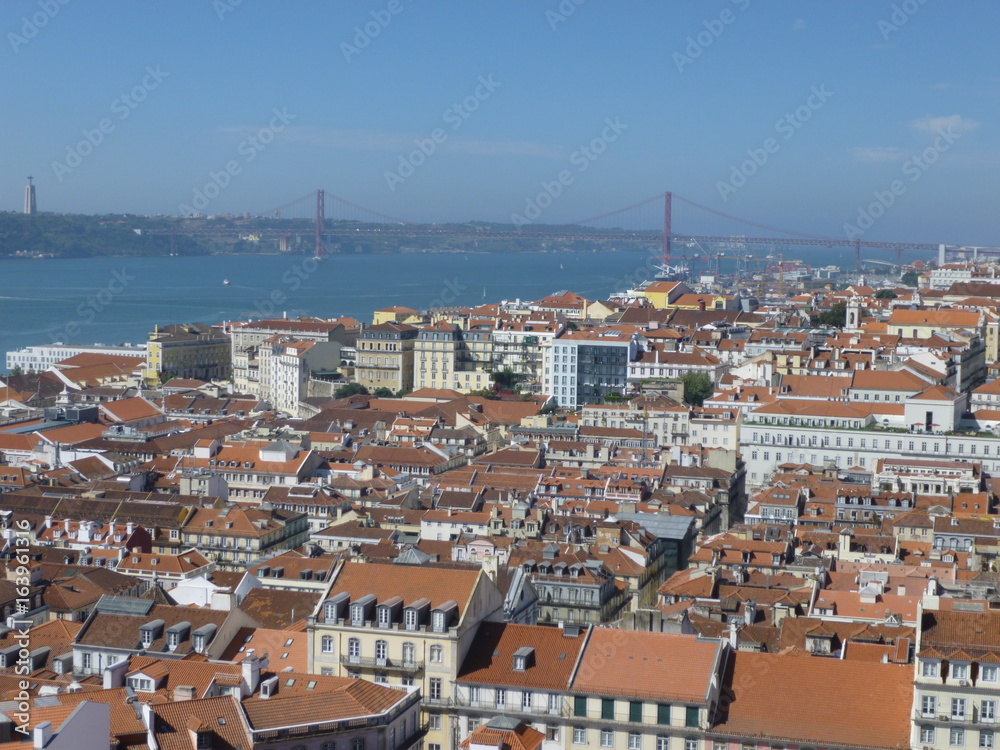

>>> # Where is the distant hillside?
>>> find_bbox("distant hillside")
[0,211,659,258]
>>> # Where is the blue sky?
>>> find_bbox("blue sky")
[4,0,998,244]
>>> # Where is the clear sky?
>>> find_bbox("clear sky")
[5,0,998,244]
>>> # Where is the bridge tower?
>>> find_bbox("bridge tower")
[315,189,325,258]
[663,191,672,266]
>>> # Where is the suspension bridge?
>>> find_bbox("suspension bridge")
[150,190,993,272]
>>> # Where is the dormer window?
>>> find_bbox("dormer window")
[351,603,366,627]
[513,646,535,672]
[128,676,154,692]
[378,607,391,628]
[405,609,417,630]
[432,611,445,633]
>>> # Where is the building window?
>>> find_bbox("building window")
[952,728,966,747]
[923,660,940,678]
[429,678,442,701]
[353,740,365,750]
[429,716,442,731]
[985,666,999,683]
[657,704,671,725]
[321,635,334,653]
[522,691,532,711]
[375,640,388,665]
[602,699,615,720]
[547,727,560,742]
[984,701,997,723]
[348,638,360,662]
[685,739,698,750]
[574,728,587,745]
[630,701,643,723]
[921,727,936,744]
[685,707,699,728]
[575,696,587,717]
[601,730,614,748]
[402,642,415,667]
[496,687,506,708]
[430,645,443,663]
[657,737,670,750]
[954,698,968,720]
[982,731,995,750]
[922,695,937,717]
[955,664,970,681]
[629,733,642,750]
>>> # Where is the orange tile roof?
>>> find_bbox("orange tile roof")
[570,629,722,702]
[714,651,912,749]
[458,622,586,690]
[325,561,481,620]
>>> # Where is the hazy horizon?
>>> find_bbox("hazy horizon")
[5,1,999,245]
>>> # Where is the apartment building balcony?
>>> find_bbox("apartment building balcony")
[339,654,425,672]
[913,710,997,727]
[423,695,571,719]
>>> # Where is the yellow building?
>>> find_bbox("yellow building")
[144,323,231,386]
[373,306,423,326]
[414,321,493,393]
[886,308,983,339]
[308,560,504,750]
[355,322,418,394]
[639,281,691,309]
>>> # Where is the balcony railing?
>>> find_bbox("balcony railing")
[339,654,425,672]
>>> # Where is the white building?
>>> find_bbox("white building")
[262,338,342,415]
[739,389,994,488]
[6,342,145,373]
[542,329,640,409]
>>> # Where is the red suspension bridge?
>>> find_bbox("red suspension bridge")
[154,190,986,271]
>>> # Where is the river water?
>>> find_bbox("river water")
[0,245,866,366]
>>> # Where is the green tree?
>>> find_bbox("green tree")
[334,383,370,398]
[681,371,713,406]
[371,387,394,397]
[817,301,848,328]
[901,271,920,287]
[874,289,897,299]
[490,368,523,391]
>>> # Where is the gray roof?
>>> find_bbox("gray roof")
[616,512,695,540]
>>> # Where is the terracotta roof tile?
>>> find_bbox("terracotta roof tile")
[715,651,912,750]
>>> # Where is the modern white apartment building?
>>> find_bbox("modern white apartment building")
[6,342,145,373]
